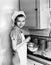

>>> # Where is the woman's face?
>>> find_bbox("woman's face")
[17,17,25,28]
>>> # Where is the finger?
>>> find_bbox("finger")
[24,37,31,43]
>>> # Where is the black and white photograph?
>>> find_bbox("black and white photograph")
[0,0,51,65]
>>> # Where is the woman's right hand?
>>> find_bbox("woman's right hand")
[23,37,31,44]
[16,37,31,49]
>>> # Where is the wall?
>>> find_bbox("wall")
[0,0,19,65]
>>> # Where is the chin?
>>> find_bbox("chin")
[18,26,22,28]
[19,26,24,28]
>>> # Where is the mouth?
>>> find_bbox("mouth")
[18,24,23,28]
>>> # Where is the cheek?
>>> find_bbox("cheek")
[22,22,25,26]
[17,22,25,26]
[17,22,20,26]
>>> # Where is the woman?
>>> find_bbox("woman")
[10,11,30,65]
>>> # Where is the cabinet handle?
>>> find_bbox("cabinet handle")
[35,8,38,11]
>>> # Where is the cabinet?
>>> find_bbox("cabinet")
[20,0,50,29]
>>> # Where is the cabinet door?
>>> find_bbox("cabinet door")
[39,0,50,29]
[20,0,50,29]
[20,0,37,29]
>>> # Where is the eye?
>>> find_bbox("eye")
[22,20,25,22]
[18,20,21,22]
[17,20,25,22]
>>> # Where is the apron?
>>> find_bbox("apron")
[11,27,27,65]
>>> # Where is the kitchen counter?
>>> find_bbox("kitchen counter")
[26,34,51,65]
[27,54,51,65]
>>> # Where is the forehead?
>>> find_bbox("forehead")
[18,17,25,21]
